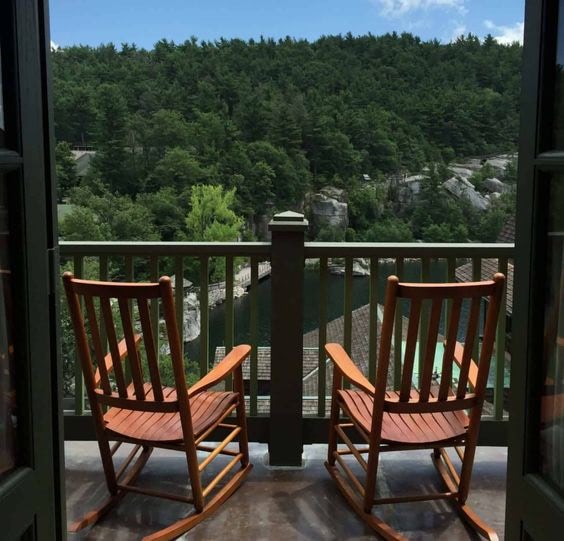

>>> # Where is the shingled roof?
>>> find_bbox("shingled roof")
[497,215,515,243]
[454,214,515,315]
[455,259,514,315]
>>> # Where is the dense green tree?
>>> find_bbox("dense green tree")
[362,218,414,242]
[422,222,468,242]
[90,83,131,193]
[149,148,212,191]
[52,34,520,243]
[59,206,111,240]
[348,183,386,233]
[138,188,187,241]
[185,185,243,242]
[55,141,78,201]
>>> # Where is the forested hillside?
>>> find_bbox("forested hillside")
[53,33,521,243]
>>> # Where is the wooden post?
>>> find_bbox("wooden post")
[268,211,308,466]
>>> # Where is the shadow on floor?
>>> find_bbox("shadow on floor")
[65,443,506,540]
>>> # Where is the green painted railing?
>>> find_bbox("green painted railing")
[60,220,514,465]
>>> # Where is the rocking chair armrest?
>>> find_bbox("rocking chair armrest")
[188,344,251,397]
[325,343,375,396]
[451,341,478,390]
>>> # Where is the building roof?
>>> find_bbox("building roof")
[214,346,318,381]
[497,215,515,243]
[454,259,514,315]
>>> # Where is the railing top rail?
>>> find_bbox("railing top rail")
[304,242,515,258]
[60,240,515,259]
[59,241,272,257]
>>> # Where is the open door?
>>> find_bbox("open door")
[506,0,564,538]
[0,1,63,538]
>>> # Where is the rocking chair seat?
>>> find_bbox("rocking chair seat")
[104,383,239,443]
[337,389,469,445]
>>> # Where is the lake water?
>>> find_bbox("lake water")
[185,260,454,363]
[185,257,510,390]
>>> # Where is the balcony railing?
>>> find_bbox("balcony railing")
[60,213,514,466]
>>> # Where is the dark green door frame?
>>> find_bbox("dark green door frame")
[0,1,63,539]
[506,0,564,538]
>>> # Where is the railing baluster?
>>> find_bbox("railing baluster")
[318,257,328,417]
[73,255,84,415]
[175,256,184,360]
[149,256,159,363]
[369,256,378,385]
[343,257,353,390]
[99,255,108,353]
[124,255,133,282]
[495,257,508,420]
[472,257,481,364]
[394,257,404,390]
[224,255,234,391]
[419,257,430,387]
[343,257,353,354]
[250,257,259,416]
[124,255,134,383]
[200,256,209,377]
[445,257,456,334]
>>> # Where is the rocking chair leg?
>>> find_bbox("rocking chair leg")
[325,461,408,541]
[69,445,153,533]
[234,366,249,467]
[141,463,253,541]
[431,449,498,541]
[455,501,499,541]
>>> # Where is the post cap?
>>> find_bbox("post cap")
[268,211,308,232]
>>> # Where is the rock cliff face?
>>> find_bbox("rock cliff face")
[391,153,516,213]
[443,176,489,211]
[308,187,348,231]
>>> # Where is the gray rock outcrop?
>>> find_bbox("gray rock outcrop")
[443,176,489,211]
[309,187,348,230]
[483,177,509,194]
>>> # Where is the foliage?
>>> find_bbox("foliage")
[469,164,497,193]
[53,34,519,245]
[185,184,243,241]
[59,206,111,240]
[362,218,414,242]
[55,141,78,201]
[185,184,243,281]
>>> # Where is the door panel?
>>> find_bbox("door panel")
[0,1,63,539]
[539,178,564,493]
[507,0,564,539]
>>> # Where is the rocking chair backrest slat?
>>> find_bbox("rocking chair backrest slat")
[63,272,189,417]
[83,294,112,395]
[375,274,505,420]
[419,297,443,402]
[438,296,463,401]
[118,297,146,400]
[100,295,128,398]
[457,296,481,398]
[399,298,421,401]
[137,297,164,401]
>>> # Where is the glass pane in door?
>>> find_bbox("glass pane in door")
[0,174,16,476]
[0,45,5,147]
[540,176,564,493]
[554,0,564,147]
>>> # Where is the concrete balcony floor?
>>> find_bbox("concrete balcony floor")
[65,442,507,540]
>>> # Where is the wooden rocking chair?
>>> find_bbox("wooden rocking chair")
[63,272,252,541]
[325,273,505,540]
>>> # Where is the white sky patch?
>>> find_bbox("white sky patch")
[373,0,467,17]
[450,23,467,42]
[484,20,524,45]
